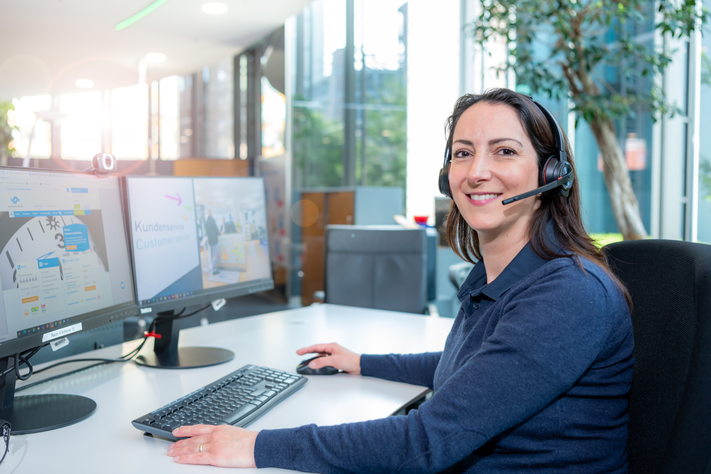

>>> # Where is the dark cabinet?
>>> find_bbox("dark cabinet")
[299,187,403,306]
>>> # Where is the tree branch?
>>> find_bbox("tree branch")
[560,63,582,96]
[591,69,618,96]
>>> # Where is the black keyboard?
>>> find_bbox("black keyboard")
[131,364,307,440]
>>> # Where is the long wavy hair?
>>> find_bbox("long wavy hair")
[444,89,631,309]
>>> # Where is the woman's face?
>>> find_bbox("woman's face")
[449,102,541,243]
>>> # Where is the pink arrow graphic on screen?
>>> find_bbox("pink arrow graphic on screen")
[165,194,182,206]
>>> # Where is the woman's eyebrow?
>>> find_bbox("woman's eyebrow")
[453,138,523,147]
[489,137,523,147]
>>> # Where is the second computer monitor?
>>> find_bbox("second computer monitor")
[127,176,273,311]
[125,176,273,368]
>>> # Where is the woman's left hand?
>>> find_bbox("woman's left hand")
[168,424,258,468]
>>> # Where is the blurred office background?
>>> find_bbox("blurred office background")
[1,0,710,323]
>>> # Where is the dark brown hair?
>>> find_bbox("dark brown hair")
[444,89,631,309]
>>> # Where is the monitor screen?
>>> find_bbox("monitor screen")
[126,176,273,314]
[0,167,137,359]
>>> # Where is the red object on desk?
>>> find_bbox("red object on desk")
[413,215,428,225]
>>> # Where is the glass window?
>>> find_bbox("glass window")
[696,11,711,243]
[150,81,159,160]
[159,76,180,160]
[10,96,52,160]
[111,84,148,160]
[572,16,655,237]
[60,91,102,160]
[354,0,407,188]
[262,76,286,158]
[179,74,194,158]
[239,55,249,160]
[292,0,347,188]
[203,59,234,159]
[291,0,407,190]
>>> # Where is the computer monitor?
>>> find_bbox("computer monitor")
[0,166,138,434]
[125,176,273,369]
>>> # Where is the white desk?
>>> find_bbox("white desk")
[5,304,454,473]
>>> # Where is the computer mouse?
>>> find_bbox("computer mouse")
[296,355,340,376]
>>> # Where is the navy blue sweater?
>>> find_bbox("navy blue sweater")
[255,244,634,473]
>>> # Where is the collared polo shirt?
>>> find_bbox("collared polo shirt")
[256,240,634,474]
[457,241,553,318]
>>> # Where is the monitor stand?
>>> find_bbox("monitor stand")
[135,310,234,369]
[0,355,96,434]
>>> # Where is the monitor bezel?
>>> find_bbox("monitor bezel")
[0,165,139,360]
[123,175,274,316]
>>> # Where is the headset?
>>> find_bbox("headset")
[438,98,573,205]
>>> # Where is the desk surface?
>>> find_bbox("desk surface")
[6,304,454,473]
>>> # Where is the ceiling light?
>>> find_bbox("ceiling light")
[76,79,94,89]
[145,53,167,63]
[202,2,228,14]
[116,0,171,31]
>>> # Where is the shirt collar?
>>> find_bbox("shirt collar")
[457,222,563,303]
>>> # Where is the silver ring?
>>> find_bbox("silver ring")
[198,443,204,453]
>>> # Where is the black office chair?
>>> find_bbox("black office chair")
[322,225,429,314]
[603,239,711,474]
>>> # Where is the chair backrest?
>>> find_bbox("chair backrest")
[603,239,711,474]
[324,225,428,314]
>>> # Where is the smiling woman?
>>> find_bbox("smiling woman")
[443,91,613,281]
[448,101,542,278]
[166,89,637,474]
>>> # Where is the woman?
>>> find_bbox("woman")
[167,89,634,473]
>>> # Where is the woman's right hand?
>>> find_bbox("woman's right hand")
[296,343,362,375]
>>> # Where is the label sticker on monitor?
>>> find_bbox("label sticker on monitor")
[50,337,70,352]
[42,323,83,343]
[211,298,226,311]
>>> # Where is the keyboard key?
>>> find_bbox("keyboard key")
[221,403,259,424]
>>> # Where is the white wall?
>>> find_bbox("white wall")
[405,0,461,221]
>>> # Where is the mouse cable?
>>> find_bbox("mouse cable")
[0,314,159,382]
[0,419,9,466]
[29,304,210,378]
[11,305,213,393]
[23,308,174,379]
[0,344,48,380]
[153,304,212,324]
[14,332,152,394]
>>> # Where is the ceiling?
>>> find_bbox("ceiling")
[0,0,311,101]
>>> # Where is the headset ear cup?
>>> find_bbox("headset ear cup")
[541,156,573,197]
[559,162,573,197]
[439,162,452,199]
[541,156,560,188]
